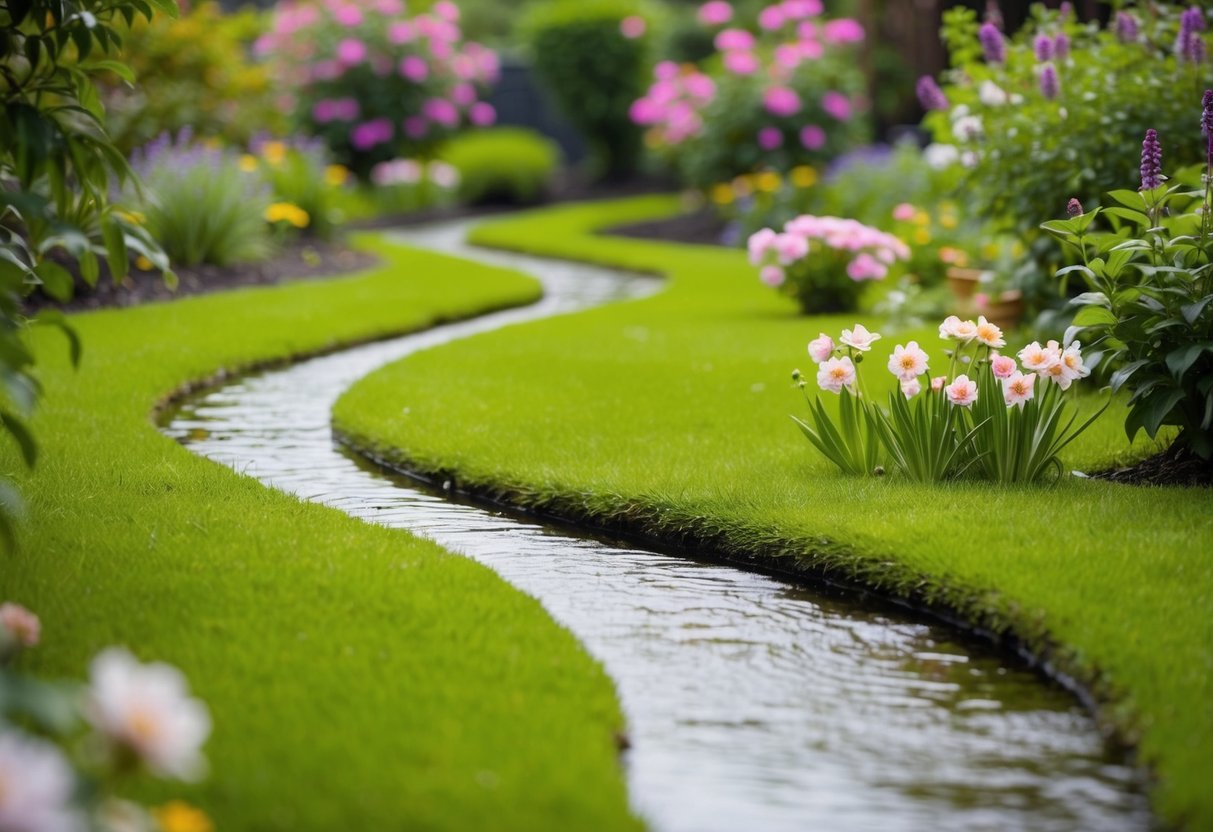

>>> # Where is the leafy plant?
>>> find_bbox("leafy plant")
[249,137,349,240]
[437,127,562,204]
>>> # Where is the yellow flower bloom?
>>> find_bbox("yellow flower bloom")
[710,183,735,205]
[981,242,1000,262]
[264,202,310,228]
[912,211,930,227]
[755,171,781,193]
[324,165,350,187]
[135,256,153,271]
[261,141,287,166]
[939,214,958,230]
[238,154,259,173]
[154,801,213,832]
[913,228,932,245]
[790,165,817,188]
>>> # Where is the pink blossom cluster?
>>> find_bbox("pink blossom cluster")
[629,62,716,145]
[257,0,499,157]
[371,158,460,189]
[749,215,910,287]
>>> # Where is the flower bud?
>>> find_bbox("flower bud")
[1066,197,1084,217]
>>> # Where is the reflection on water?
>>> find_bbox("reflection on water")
[161,219,1150,832]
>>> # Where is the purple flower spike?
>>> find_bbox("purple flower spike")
[1039,63,1060,100]
[979,22,1006,64]
[1140,129,1163,192]
[1034,33,1053,62]
[1059,2,1074,20]
[1115,12,1139,44]
[916,75,949,112]
[1179,7,1207,64]
[1202,90,1213,137]
[1054,32,1070,61]
[1067,198,1084,218]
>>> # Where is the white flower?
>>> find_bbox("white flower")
[1058,341,1091,385]
[939,316,978,343]
[974,316,1006,348]
[807,333,835,363]
[900,377,922,399]
[816,356,856,394]
[1018,340,1061,375]
[839,323,881,352]
[952,114,984,142]
[923,143,960,169]
[978,80,1008,106]
[945,374,979,407]
[960,150,981,168]
[1002,371,1036,408]
[87,649,211,780]
[887,341,929,381]
[0,732,81,832]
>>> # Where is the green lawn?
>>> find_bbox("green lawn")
[0,235,642,831]
[333,198,1213,830]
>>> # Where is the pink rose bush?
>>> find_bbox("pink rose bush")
[792,317,1105,481]
[748,215,909,313]
[257,0,498,174]
[630,1,870,188]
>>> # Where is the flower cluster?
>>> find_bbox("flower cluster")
[748,216,909,312]
[0,602,212,832]
[257,0,498,173]
[629,63,715,146]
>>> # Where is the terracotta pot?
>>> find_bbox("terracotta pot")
[945,266,986,302]
[977,290,1025,332]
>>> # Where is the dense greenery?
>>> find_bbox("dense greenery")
[334,198,1213,829]
[0,234,642,830]
[438,127,562,204]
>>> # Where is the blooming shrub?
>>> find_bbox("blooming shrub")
[1044,115,1213,463]
[793,318,1103,482]
[0,601,213,830]
[631,0,870,188]
[256,0,499,175]
[748,215,909,313]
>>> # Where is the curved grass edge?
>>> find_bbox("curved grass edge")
[333,198,1211,831]
[1,232,644,832]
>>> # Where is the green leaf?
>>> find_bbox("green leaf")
[145,0,181,18]
[1071,291,1110,308]
[32,310,82,368]
[32,261,74,302]
[101,217,128,283]
[1071,305,1118,329]
[1182,296,1213,325]
[1106,189,1148,212]
[80,59,135,83]
[1109,359,1151,392]
[1102,207,1151,228]
[0,411,38,468]
[1165,344,1213,380]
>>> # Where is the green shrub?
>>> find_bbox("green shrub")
[520,0,654,179]
[129,135,272,268]
[438,128,562,204]
[249,138,349,240]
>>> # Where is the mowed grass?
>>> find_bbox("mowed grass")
[333,198,1213,830]
[0,234,642,832]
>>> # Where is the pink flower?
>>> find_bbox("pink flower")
[335,38,367,66]
[846,253,887,281]
[715,28,755,51]
[763,86,802,117]
[1058,341,1091,386]
[388,22,416,43]
[748,228,778,265]
[807,333,835,362]
[423,97,460,127]
[773,232,809,265]
[1002,371,1036,407]
[931,375,947,392]
[975,316,1006,348]
[839,323,881,352]
[782,0,823,17]
[403,116,429,139]
[350,118,394,150]
[0,602,40,647]
[892,202,916,221]
[945,374,979,407]
[939,315,978,343]
[723,50,759,74]
[774,44,802,70]
[469,102,496,126]
[433,0,460,21]
[760,265,785,286]
[887,341,929,381]
[817,356,857,393]
[1018,340,1061,374]
[698,1,734,26]
[758,126,784,150]
[620,15,646,39]
[823,18,865,43]
[451,82,477,106]
[0,733,78,832]
[799,125,826,150]
[758,4,786,30]
[991,354,1017,379]
[332,5,363,27]
[312,97,360,123]
[900,377,922,398]
[655,60,680,81]
[822,91,852,120]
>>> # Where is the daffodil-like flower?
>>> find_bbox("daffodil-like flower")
[886,341,929,382]
[0,732,79,832]
[1002,371,1036,408]
[974,316,1006,349]
[816,356,856,394]
[839,323,880,352]
[945,374,978,407]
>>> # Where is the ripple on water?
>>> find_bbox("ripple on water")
[161,219,1151,832]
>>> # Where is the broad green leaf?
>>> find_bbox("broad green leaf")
[32,261,74,302]
[1165,343,1213,380]
[1106,189,1148,212]
[101,217,128,283]
[0,411,38,468]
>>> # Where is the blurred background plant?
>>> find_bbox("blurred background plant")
[246,135,351,240]
[368,158,461,216]
[437,127,563,204]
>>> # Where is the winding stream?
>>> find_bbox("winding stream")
[161,219,1149,831]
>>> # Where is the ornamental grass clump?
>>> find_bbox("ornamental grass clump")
[793,317,1104,483]
[749,215,908,313]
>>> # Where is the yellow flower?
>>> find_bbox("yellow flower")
[790,165,817,188]
[324,165,350,187]
[261,141,287,166]
[238,154,259,173]
[710,183,735,205]
[264,202,310,228]
[154,801,213,832]
[981,242,1000,262]
[913,228,932,246]
[912,210,930,227]
[135,256,153,271]
[939,213,958,230]
[755,171,781,193]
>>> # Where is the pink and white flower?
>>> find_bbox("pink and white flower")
[900,377,922,399]
[0,733,79,832]
[839,323,881,352]
[931,375,947,392]
[1002,371,1036,407]
[892,202,916,222]
[87,648,212,780]
[759,265,785,286]
[620,15,646,39]
[0,602,40,648]
[1018,340,1061,374]
[1057,341,1091,388]
[974,316,1006,348]
[991,354,1017,379]
[772,232,809,265]
[807,333,835,362]
[698,1,734,26]
[747,228,778,266]
[816,356,856,393]
[938,315,978,343]
[887,341,929,381]
[944,374,979,407]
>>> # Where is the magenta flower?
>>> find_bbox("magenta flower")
[1066,197,1084,217]
[822,18,864,44]
[758,4,786,31]
[469,102,496,127]
[714,28,755,51]
[758,126,784,150]
[782,0,823,18]
[1054,32,1070,60]
[1039,63,1060,99]
[335,38,368,66]
[423,97,460,128]
[1140,128,1162,191]
[723,50,759,75]
[387,21,415,44]
[697,1,733,26]
[915,75,948,111]
[403,116,428,139]
[1115,12,1139,43]
[821,91,852,121]
[333,5,363,27]
[799,124,826,150]
[1033,33,1053,62]
[350,118,394,150]
[763,86,802,117]
[620,15,646,39]
[399,55,428,82]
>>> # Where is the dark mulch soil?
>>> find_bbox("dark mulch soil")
[1092,442,1213,488]
[24,239,378,315]
[607,208,732,248]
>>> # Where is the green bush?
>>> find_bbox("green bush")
[438,128,562,204]
[520,0,653,179]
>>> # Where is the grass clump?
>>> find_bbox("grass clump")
[0,235,641,832]
[333,198,1213,830]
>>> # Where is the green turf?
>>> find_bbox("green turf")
[0,234,642,831]
[333,198,1213,830]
